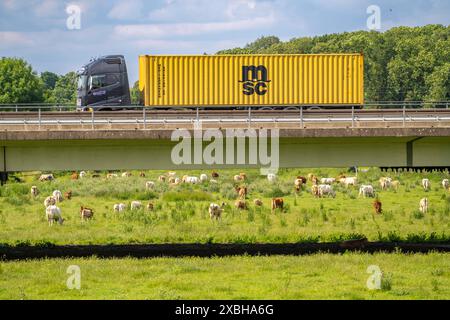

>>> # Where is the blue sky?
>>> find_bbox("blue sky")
[0,0,449,83]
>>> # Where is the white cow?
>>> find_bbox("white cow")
[267,173,277,183]
[31,186,39,197]
[419,198,429,214]
[52,190,63,202]
[422,178,430,191]
[208,203,225,220]
[45,205,63,226]
[200,174,208,182]
[379,177,392,190]
[442,179,449,190]
[359,185,375,198]
[340,177,357,187]
[44,196,56,207]
[145,181,155,190]
[113,203,126,212]
[320,178,336,185]
[318,184,336,198]
[183,176,199,184]
[79,171,86,178]
[131,201,142,210]
[39,174,54,182]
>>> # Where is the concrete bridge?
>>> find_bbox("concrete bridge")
[1,127,449,176]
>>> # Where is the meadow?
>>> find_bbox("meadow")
[0,168,449,245]
[0,252,448,299]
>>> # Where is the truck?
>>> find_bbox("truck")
[77,53,364,110]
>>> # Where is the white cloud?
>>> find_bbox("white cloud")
[115,16,275,39]
[0,32,34,47]
[108,0,144,20]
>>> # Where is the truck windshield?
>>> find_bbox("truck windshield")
[77,75,87,91]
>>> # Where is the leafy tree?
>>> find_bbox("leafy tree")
[130,80,143,105]
[0,57,44,103]
[40,71,59,90]
[50,71,77,104]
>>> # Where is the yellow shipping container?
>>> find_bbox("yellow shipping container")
[139,54,364,107]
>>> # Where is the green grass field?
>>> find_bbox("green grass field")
[0,168,449,245]
[0,252,448,299]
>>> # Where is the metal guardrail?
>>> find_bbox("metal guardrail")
[0,107,449,130]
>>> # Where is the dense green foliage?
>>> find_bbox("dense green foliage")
[218,25,450,102]
[0,57,44,103]
[46,71,77,104]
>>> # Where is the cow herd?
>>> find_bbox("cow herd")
[33,170,449,225]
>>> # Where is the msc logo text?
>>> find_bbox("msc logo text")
[239,65,270,96]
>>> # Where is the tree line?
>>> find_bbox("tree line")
[218,24,449,102]
[0,24,448,104]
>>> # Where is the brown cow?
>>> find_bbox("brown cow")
[71,172,79,180]
[296,176,307,184]
[234,200,247,210]
[373,199,382,214]
[253,199,263,206]
[64,190,72,200]
[294,178,303,192]
[211,171,219,178]
[147,202,154,211]
[271,198,284,211]
[235,186,248,199]
[311,185,320,198]
[139,172,146,177]
[80,206,94,221]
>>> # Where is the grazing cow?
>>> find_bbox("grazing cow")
[44,196,56,207]
[391,180,400,191]
[52,190,63,203]
[139,172,146,178]
[253,199,263,206]
[267,173,277,183]
[168,177,176,184]
[45,205,63,226]
[182,176,199,184]
[373,199,382,214]
[64,190,72,200]
[113,203,126,212]
[146,202,154,211]
[296,176,307,184]
[167,171,177,177]
[174,177,181,185]
[419,198,429,214]
[209,203,225,220]
[234,200,247,210]
[422,178,430,191]
[79,171,86,179]
[311,185,320,198]
[294,178,303,192]
[145,181,155,190]
[122,172,132,178]
[106,173,118,179]
[39,174,54,182]
[131,201,142,210]
[318,184,336,198]
[199,173,208,182]
[379,177,392,190]
[80,206,94,221]
[235,186,247,199]
[158,175,166,182]
[211,171,219,179]
[442,179,449,190]
[320,178,336,185]
[359,185,375,198]
[271,198,284,211]
[31,186,39,197]
[340,176,357,187]
[71,172,78,180]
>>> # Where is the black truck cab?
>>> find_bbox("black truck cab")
[76,55,131,110]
